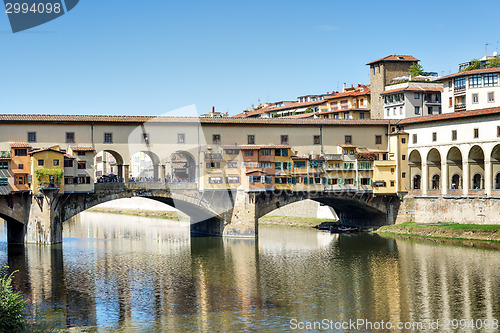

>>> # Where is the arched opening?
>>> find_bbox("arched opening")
[431,174,440,190]
[169,151,196,183]
[491,144,500,192]
[472,173,483,190]
[413,174,421,190]
[451,174,461,189]
[426,148,441,190]
[468,145,484,190]
[408,150,422,191]
[129,151,161,182]
[95,150,124,182]
[447,147,463,190]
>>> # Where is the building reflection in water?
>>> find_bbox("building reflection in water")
[0,217,500,332]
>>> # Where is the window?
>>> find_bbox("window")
[177,133,185,144]
[474,128,479,138]
[38,159,44,166]
[104,133,113,143]
[402,155,406,160]
[226,176,240,184]
[244,150,253,156]
[393,108,396,115]
[452,130,457,141]
[387,109,390,116]
[428,107,433,115]
[64,159,73,167]
[259,162,273,169]
[0,178,8,186]
[64,177,73,185]
[469,74,482,88]
[484,73,498,87]
[53,159,59,166]
[294,161,306,168]
[227,162,237,168]
[402,172,406,178]
[400,107,403,115]
[281,135,288,145]
[375,135,382,145]
[344,112,350,119]
[275,149,281,156]
[413,134,417,144]
[488,92,495,103]
[0,162,8,169]
[14,149,27,156]
[27,132,36,143]
[472,93,479,104]
[360,178,370,185]
[225,149,239,155]
[345,178,354,185]
[212,134,221,144]
[66,132,75,143]
[265,176,273,184]
[247,135,255,145]
[359,113,365,119]
[390,181,395,187]
[17,177,24,185]
[358,162,372,170]
[313,135,321,145]
[343,162,354,169]
[449,97,453,107]
[208,177,223,184]
[344,135,352,144]
[498,126,500,137]
[261,149,271,156]
[414,93,420,99]
[432,132,437,142]
[402,138,406,144]
[140,133,150,144]
[206,162,220,169]
[275,162,282,170]
[78,161,86,169]
[282,149,288,157]
[414,106,420,115]
[454,77,466,90]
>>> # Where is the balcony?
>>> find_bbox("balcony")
[39,182,61,190]
[454,104,466,112]
[454,87,466,95]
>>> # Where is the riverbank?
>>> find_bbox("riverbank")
[258,216,336,228]
[87,207,189,221]
[376,222,500,242]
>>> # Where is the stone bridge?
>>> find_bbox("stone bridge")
[0,183,400,244]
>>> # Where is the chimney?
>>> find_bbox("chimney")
[343,83,346,92]
[212,106,215,113]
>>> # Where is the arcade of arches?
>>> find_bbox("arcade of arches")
[408,144,500,195]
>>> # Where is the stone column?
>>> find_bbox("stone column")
[422,161,428,195]
[123,165,130,183]
[117,164,123,179]
[223,188,257,237]
[153,164,160,182]
[161,165,166,183]
[463,160,469,196]
[485,157,492,196]
[441,159,448,195]
[25,190,62,244]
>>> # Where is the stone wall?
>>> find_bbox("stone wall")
[396,196,500,224]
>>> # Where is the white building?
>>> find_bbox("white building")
[381,80,443,119]
[440,67,500,113]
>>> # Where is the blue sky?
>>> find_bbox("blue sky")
[0,0,499,116]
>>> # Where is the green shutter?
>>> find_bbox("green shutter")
[327,178,332,185]
[321,177,327,185]
[309,177,314,184]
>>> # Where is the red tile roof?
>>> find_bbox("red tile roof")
[70,146,95,152]
[398,106,500,125]
[10,142,32,148]
[318,108,370,115]
[366,55,419,65]
[324,88,370,100]
[381,86,443,95]
[64,154,75,159]
[437,67,500,80]
[29,147,65,155]
[282,112,318,119]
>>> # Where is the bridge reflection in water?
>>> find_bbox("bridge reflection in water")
[1,214,500,331]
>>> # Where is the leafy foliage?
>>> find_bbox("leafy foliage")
[409,63,424,77]
[355,152,377,160]
[465,59,481,71]
[487,58,500,68]
[0,267,27,332]
[34,169,63,183]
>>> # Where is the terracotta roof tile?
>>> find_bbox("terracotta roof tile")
[70,146,95,152]
[437,67,500,80]
[10,142,32,148]
[319,108,370,115]
[324,88,370,100]
[29,147,65,155]
[282,113,318,119]
[261,99,326,113]
[64,154,75,159]
[398,106,500,125]
[381,86,443,95]
[366,55,419,65]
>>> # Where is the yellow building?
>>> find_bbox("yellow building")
[30,146,65,195]
[319,85,371,120]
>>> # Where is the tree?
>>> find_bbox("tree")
[409,63,424,77]
[0,267,27,332]
[465,59,480,71]
[487,58,500,68]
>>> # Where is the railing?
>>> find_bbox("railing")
[454,104,466,111]
[454,87,466,94]
[39,182,61,190]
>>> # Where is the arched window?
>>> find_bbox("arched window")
[413,175,421,190]
[451,174,460,189]
[472,173,483,190]
[431,174,440,190]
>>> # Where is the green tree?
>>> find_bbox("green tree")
[465,59,481,71]
[409,63,424,77]
[487,58,500,68]
[0,267,27,332]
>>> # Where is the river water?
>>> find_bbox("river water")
[1,213,500,332]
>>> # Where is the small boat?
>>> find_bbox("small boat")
[329,225,360,233]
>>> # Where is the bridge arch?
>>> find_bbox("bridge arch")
[95,150,125,180]
[169,151,196,182]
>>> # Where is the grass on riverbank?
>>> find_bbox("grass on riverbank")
[87,208,189,221]
[258,215,336,228]
[376,222,500,242]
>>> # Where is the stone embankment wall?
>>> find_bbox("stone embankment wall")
[396,196,500,224]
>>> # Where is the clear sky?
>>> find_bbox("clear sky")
[0,0,499,116]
